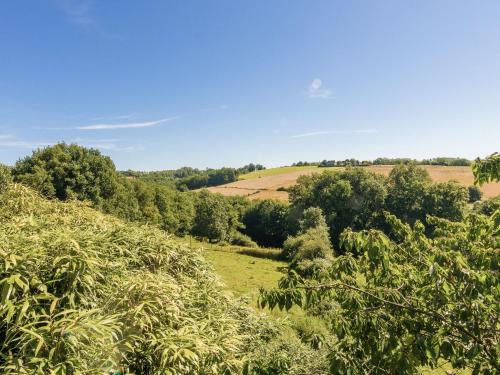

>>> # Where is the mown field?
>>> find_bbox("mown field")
[208,165,500,200]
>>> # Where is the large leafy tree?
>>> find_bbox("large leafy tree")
[386,164,432,224]
[243,199,290,248]
[12,143,119,204]
[192,190,240,242]
[289,168,388,248]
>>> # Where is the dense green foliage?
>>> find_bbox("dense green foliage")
[0,164,11,192]
[474,196,500,216]
[192,190,241,242]
[468,185,483,203]
[260,161,499,374]
[261,211,499,373]
[282,208,334,277]
[123,163,264,191]
[11,144,240,241]
[473,152,500,185]
[289,168,388,248]
[0,181,333,374]
[0,184,252,373]
[242,200,290,248]
[13,143,119,203]
[289,166,470,249]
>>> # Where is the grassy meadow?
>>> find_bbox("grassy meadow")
[238,165,321,179]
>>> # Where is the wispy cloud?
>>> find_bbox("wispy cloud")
[291,129,378,138]
[89,113,138,121]
[0,135,52,149]
[77,116,179,130]
[54,0,95,25]
[306,78,333,99]
[0,133,141,152]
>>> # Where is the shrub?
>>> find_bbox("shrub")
[474,195,500,215]
[12,143,119,203]
[299,207,327,232]
[244,330,330,375]
[285,226,333,263]
[0,163,12,192]
[467,185,483,203]
[0,183,274,374]
[230,231,258,247]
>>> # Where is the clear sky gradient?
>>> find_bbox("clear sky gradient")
[1,1,499,170]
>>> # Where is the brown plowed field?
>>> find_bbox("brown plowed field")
[206,165,500,201]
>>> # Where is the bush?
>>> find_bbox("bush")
[474,195,500,215]
[283,226,333,264]
[299,207,327,232]
[467,185,483,203]
[0,183,276,374]
[12,143,119,203]
[245,331,330,375]
[0,164,12,192]
[230,231,258,247]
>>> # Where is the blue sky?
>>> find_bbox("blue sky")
[0,1,499,170]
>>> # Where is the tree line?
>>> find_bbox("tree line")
[8,143,496,255]
[122,163,265,190]
[293,157,472,167]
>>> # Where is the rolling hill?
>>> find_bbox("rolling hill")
[207,165,500,200]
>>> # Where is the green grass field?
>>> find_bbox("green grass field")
[238,165,321,180]
[175,236,468,374]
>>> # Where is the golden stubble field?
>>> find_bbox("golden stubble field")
[207,165,500,201]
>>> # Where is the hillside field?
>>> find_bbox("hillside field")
[208,165,500,200]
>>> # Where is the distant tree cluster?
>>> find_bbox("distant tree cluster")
[122,163,265,191]
[292,161,319,166]
[293,157,473,167]
[237,163,266,174]
[319,159,372,167]
[289,165,469,250]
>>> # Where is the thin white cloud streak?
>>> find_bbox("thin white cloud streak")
[0,140,52,149]
[0,134,141,152]
[77,116,179,130]
[291,129,379,138]
[78,142,143,152]
[54,0,95,25]
[90,113,137,121]
[307,78,333,98]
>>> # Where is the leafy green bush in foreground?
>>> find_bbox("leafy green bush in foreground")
[261,210,499,374]
[0,183,305,374]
